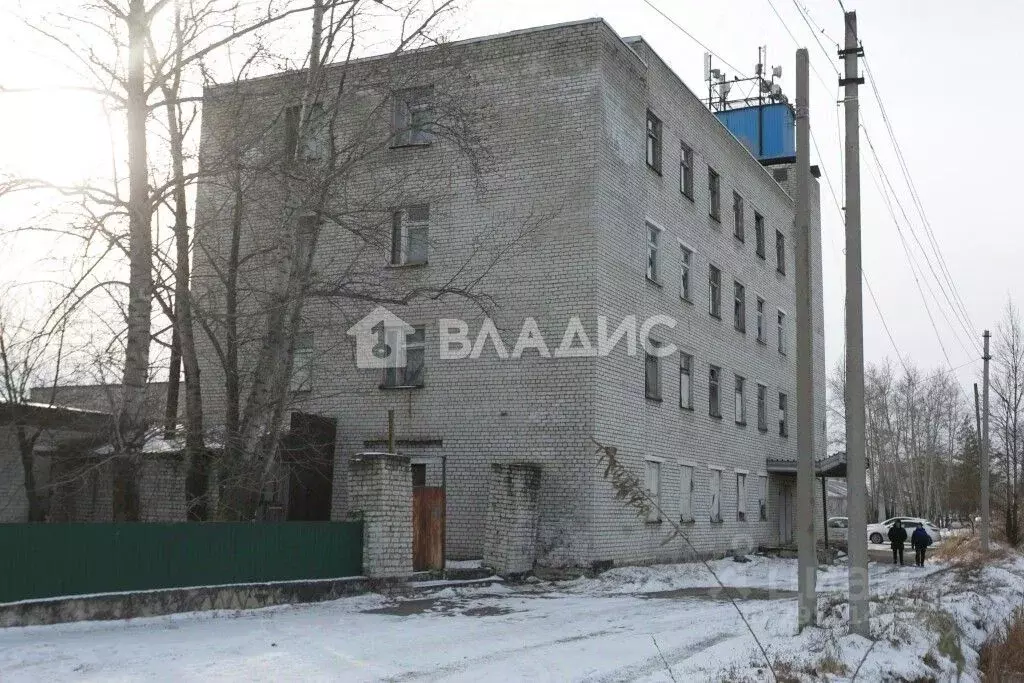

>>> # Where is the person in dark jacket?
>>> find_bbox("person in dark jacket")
[888,520,908,565]
[911,525,933,566]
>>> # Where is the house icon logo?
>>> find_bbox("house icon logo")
[346,305,415,369]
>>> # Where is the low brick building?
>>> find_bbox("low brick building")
[193,19,830,568]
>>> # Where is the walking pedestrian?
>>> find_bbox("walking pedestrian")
[888,520,907,566]
[911,525,933,567]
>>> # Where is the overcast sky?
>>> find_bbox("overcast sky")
[0,0,1018,393]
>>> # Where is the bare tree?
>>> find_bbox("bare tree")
[993,298,1024,545]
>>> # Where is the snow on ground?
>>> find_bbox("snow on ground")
[3,553,1024,682]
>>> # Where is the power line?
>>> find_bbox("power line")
[638,0,748,77]
[861,54,978,345]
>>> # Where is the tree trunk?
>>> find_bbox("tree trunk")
[15,425,45,522]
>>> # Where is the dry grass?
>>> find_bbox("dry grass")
[980,607,1024,680]
[932,534,1009,568]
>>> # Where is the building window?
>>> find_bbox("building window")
[756,297,766,343]
[412,463,427,488]
[709,265,721,318]
[679,244,692,300]
[708,167,721,221]
[755,212,766,259]
[679,352,693,409]
[680,464,694,522]
[734,281,745,333]
[776,229,786,274]
[391,205,429,265]
[733,192,744,242]
[647,223,660,282]
[290,331,313,392]
[382,326,425,388]
[757,383,768,431]
[645,460,662,522]
[779,392,789,437]
[680,142,694,198]
[710,468,722,523]
[734,375,746,425]
[778,310,786,354]
[709,365,721,418]
[284,103,330,161]
[645,343,662,401]
[394,87,434,146]
[759,475,768,520]
[736,472,747,521]
[646,110,662,173]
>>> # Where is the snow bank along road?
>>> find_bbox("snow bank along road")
[1,555,1021,681]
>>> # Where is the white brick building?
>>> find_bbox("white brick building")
[193,18,828,568]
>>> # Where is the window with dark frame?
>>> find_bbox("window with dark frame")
[759,475,768,520]
[734,375,746,425]
[645,460,662,522]
[647,223,660,282]
[290,331,313,392]
[709,468,722,523]
[757,383,768,431]
[779,392,789,437]
[733,192,744,242]
[680,142,694,198]
[645,343,662,400]
[646,110,662,173]
[680,464,695,522]
[679,352,693,409]
[755,212,766,258]
[679,244,692,300]
[756,297,766,343]
[411,463,427,488]
[382,326,426,388]
[708,167,721,221]
[391,205,430,266]
[776,229,786,274]
[709,364,721,417]
[284,103,330,162]
[736,472,747,521]
[734,281,745,333]
[393,87,434,146]
[778,309,786,354]
[709,265,721,318]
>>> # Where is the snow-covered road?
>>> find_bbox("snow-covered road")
[0,555,1019,681]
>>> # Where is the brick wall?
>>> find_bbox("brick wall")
[483,462,542,574]
[139,455,187,522]
[192,19,826,568]
[346,452,412,577]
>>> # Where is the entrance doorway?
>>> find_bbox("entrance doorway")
[282,412,336,521]
[778,482,794,545]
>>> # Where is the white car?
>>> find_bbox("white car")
[867,517,941,545]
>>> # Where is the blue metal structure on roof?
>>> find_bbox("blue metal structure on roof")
[715,103,795,163]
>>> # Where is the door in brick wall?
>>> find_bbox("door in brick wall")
[282,412,336,521]
[778,482,794,545]
[412,486,445,571]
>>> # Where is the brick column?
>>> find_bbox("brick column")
[483,462,542,575]
[347,452,412,577]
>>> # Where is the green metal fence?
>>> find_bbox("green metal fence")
[0,521,363,603]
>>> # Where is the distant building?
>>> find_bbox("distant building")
[193,19,829,567]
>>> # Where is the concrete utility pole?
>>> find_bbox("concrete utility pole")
[840,10,870,638]
[794,47,816,631]
[982,330,991,554]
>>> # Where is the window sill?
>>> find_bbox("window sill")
[646,277,662,288]
[646,395,663,403]
[680,405,694,412]
[680,295,693,305]
[710,312,721,321]
[757,338,767,346]
[679,518,696,525]
[646,163,662,176]
[710,518,724,525]
[758,426,769,433]
[379,384,425,391]
[645,518,663,526]
[391,141,432,150]
[777,269,786,276]
[756,253,766,260]
[681,191,694,202]
[735,327,746,335]
[386,262,428,269]
[736,421,747,427]
[710,413,722,420]
[780,432,789,439]
[710,215,721,224]
[734,235,745,244]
